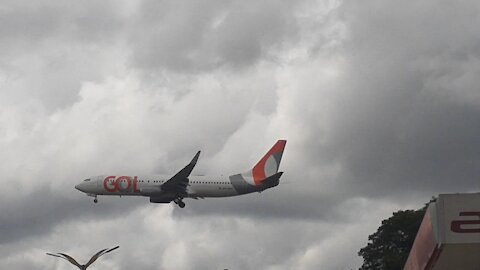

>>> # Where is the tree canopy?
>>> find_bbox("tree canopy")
[358,206,428,270]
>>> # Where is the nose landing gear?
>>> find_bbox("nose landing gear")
[88,194,98,204]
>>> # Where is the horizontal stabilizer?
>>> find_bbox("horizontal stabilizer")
[260,172,283,189]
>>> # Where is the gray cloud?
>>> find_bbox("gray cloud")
[129,0,299,72]
[324,0,480,197]
[0,187,144,245]
[0,0,126,110]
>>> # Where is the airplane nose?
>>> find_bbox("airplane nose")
[75,183,86,192]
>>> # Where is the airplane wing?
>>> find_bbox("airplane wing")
[161,151,200,198]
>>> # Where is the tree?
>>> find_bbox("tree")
[358,205,428,270]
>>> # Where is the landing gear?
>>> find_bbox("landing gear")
[173,197,186,208]
[88,194,98,204]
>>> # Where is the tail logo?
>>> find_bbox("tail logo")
[251,140,286,186]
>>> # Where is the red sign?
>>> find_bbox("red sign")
[450,212,480,233]
[103,176,140,193]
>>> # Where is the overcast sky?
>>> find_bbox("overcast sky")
[1,0,480,269]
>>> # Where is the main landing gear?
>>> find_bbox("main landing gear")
[173,197,186,208]
[178,201,185,208]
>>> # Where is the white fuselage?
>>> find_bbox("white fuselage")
[76,175,240,198]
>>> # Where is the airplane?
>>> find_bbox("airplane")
[46,246,119,270]
[75,140,286,208]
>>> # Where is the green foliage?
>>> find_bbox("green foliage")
[358,207,427,270]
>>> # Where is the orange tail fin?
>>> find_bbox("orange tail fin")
[251,140,286,185]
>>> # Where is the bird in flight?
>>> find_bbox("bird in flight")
[46,246,119,270]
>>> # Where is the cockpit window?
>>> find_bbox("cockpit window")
[83,179,91,182]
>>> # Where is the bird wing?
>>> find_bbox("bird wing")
[105,246,120,253]
[84,246,119,267]
[55,253,83,268]
[84,248,108,267]
[46,253,64,259]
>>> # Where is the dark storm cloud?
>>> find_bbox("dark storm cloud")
[0,187,143,245]
[173,0,480,242]
[313,0,480,198]
[129,0,299,72]
[0,0,123,46]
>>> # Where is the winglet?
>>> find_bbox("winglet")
[191,151,200,167]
